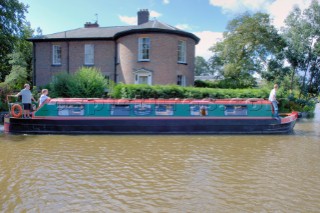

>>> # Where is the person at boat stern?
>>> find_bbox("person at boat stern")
[39,89,50,106]
[16,84,36,118]
[269,84,279,119]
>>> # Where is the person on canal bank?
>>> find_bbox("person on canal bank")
[16,84,36,118]
[269,84,279,119]
[39,89,50,106]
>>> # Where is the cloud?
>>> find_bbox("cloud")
[118,15,136,25]
[209,0,315,29]
[118,10,161,25]
[209,0,272,14]
[175,24,191,30]
[150,10,162,18]
[163,0,170,4]
[268,0,313,29]
[194,31,223,60]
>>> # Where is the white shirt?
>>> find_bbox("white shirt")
[268,88,277,102]
[18,88,33,103]
[39,94,48,105]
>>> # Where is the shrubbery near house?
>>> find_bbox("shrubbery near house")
[111,83,269,99]
[49,67,108,98]
[194,79,256,89]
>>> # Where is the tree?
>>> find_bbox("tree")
[283,0,320,97]
[0,0,28,81]
[4,51,28,90]
[195,56,210,76]
[4,23,34,90]
[209,12,286,88]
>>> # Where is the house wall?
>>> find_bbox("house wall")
[34,40,115,86]
[116,33,196,86]
[34,34,196,86]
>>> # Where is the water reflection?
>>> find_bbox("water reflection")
[0,105,320,212]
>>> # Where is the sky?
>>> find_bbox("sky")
[20,0,316,60]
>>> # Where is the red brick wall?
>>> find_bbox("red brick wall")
[34,41,115,86]
[34,34,195,86]
[116,33,196,86]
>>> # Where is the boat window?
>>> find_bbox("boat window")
[111,104,130,116]
[190,104,208,116]
[224,105,248,116]
[134,104,152,116]
[58,104,85,116]
[155,104,174,116]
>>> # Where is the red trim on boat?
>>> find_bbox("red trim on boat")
[46,98,272,105]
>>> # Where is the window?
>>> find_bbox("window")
[178,40,186,63]
[134,104,152,116]
[137,75,148,84]
[155,104,174,116]
[111,105,130,116]
[190,105,208,116]
[52,45,61,65]
[84,44,94,65]
[134,69,152,85]
[177,75,186,86]
[138,37,150,61]
[57,104,84,116]
[224,105,248,116]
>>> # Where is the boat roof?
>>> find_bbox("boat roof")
[48,98,271,105]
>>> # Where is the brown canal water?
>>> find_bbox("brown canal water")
[0,104,320,212]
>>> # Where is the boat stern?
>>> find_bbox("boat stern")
[3,115,10,133]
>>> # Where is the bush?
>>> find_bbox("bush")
[49,67,108,98]
[0,82,13,111]
[50,72,71,98]
[110,84,269,99]
[194,79,256,89]
[277,94,317,113]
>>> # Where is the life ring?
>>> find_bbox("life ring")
[11,104,23,118]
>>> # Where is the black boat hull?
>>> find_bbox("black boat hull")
[4,117,296,134]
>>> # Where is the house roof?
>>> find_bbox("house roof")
[28,20,200,44]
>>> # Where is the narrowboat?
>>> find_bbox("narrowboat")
[4,98,298,134]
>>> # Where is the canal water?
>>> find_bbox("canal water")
[1,105,320,212]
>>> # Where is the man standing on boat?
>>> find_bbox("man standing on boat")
[269,84,279,119]
[16,84,36,118]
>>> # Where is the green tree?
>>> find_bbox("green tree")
[0,0,28,81]
[194,56,210,76]
[5,23,34,90]
[261,55,291,84]
[4,51,28,90]
[283,0,320,97]
[209,12,286,88]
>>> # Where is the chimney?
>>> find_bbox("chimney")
[84,22,99,28]
[137,9,149,25]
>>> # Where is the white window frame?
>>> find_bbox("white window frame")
[52,45,61,65]
[177,75,186,86]
[134,69,152,85]
[84,44,94,65]
[138,37,150,61]
[178,40,187,63]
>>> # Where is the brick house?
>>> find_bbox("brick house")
[29,10,200,86]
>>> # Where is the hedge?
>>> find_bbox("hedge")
[111,84,270,99]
